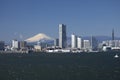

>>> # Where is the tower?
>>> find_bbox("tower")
[71,34,77,48]
[59,24,67,48]
[77,36,83,49]
[91,36,98,51]
[112,29,115,47]
[12,39,20,50]
[112,29,114,41]
[83,40,91,50]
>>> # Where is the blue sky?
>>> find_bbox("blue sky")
[0,0,120,41]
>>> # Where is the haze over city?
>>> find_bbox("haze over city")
[0,0,120,42]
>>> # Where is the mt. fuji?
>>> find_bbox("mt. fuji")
[25,33,53,43]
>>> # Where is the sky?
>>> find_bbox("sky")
[0,0,120,42]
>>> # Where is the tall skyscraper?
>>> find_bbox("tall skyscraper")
[71,34,77,48]
[59,24,67,48]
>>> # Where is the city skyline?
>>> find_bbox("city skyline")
[0,0,120,41]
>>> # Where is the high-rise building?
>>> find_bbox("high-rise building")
[91,36,98,51]
[12,39,19,49]
[83,40,91,50]
[19,41,27,49]
[0,41,5,51]
[59,24,67,48]
[77,36,83,49]
[112,29,115,47]
[71,34,77,48]
[112,29,114,41]
[54,38,59,47]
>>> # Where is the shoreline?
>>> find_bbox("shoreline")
[0,50,120,54]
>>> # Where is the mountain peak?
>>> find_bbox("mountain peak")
[25,33,53,43]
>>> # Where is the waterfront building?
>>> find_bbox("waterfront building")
[59,24,67,48]
[112,29,115,47]
[19,41,27,49]
[91,36,98,51]
[34,45,42,52]
[71,34,77,48]
[0,41,5,51]
[54,38,59,47]
[77,36,83,49]
[102,40,120,47]
[83,40,91,50]
[109,40,114,47]
[115,40,120,47]
[100,40,120,51]
[12,39,19,50]
[103,46,111,51]
[112,29,114,41]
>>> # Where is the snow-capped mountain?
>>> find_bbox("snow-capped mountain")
[25,33,53,43]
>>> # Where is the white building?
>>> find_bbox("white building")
[77,36,83,49]
[114,40,120,47]
[83,40,91,50]
[71,34,77,48]
[109,40,114,47]
[102,40,120,47]
[12,39,19,49]
[103,46,111,51]
[34,45,42,52]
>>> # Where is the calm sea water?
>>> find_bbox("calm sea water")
[0,52,120,80]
